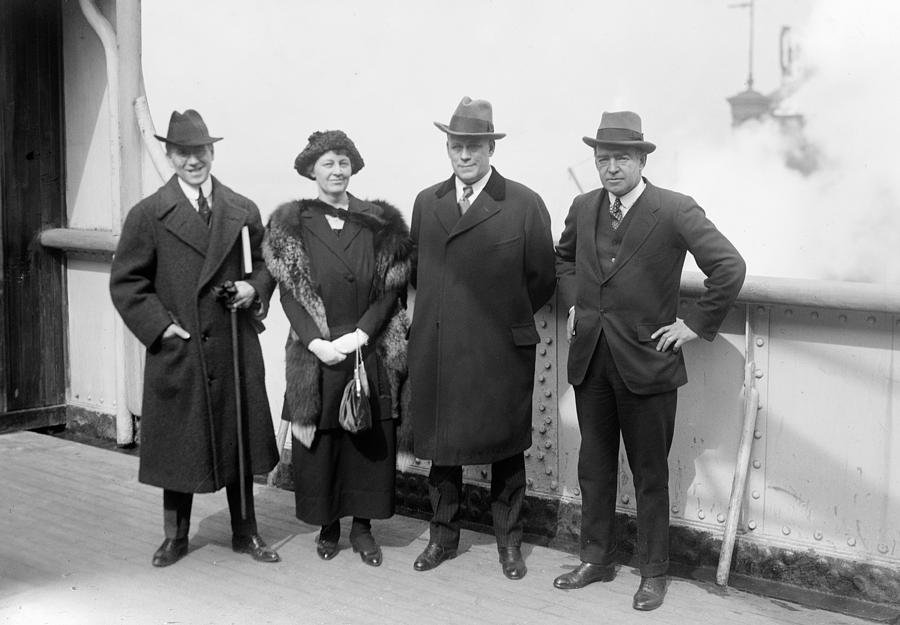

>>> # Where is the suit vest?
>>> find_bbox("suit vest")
[595,194,637,277]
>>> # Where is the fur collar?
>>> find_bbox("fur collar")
[262,198,412,440]
[264,196,412,337]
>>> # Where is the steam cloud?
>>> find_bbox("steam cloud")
[680,0,900,284]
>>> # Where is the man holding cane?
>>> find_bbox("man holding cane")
[110,109,280,567]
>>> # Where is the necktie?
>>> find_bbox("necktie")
[458,185,474,215]
[610,197,623,231]
[198,188,211,226]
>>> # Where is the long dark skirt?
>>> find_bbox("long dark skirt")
[292,419,397,526]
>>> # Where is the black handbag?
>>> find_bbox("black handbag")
[338,344,372,433]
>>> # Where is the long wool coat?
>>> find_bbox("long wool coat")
[263,197,411,436]
[409,168,556,465]
[110,175,278,492]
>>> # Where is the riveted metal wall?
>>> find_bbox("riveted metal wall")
[555,294,900,571]
[406,283,900,575]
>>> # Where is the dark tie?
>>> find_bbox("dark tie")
[198,188,211,226]
[610,197,623,231]
[458,185,474,215]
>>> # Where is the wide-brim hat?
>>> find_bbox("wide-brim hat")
[583,111,656,153]
[293,130,365,180]
[433,96,506,140]
[154,109,222,146]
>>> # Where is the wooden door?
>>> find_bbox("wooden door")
[0,0,68,433]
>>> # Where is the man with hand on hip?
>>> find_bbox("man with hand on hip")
[554,111,745,609]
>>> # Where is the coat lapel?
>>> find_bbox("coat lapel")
[197,178,247,290]
[340,195,367,251]
[156,176,210,258]
[301,208,355,273]
[433,176,462,235]
[602,181,659,284]
[580,189,605,283]
[450,193,501,239]
[439,167,506,241]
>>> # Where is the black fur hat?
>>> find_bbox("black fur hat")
[293,130,365,180]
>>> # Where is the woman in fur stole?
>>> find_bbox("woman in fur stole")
[263,130,411,567]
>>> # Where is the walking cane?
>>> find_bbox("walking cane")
[213,227,254,520]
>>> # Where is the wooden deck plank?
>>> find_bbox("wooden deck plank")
[0,431,879,625]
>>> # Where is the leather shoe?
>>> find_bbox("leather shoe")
[498,546,527,580]
[232,534,280,563]
[553,562,616,589]
[413,542,457,571]
[633,575,667,611]
[351,532,383,567]
[316,535,339,560]
[152,537,188,567]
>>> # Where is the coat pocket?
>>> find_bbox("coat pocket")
[510,323,540,346]
[636,321,674,342]
[491,235,522,250]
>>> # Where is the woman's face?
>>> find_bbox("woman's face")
[311,150,352,196]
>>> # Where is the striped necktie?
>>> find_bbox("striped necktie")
[458,185,474,215]
[198,188,211,226]
[610,197,623,230]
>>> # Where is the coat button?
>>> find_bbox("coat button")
[344,274,355,282]
[207,376,214,385]
[201,333,209,342]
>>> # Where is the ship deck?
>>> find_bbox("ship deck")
[0,431,886,625]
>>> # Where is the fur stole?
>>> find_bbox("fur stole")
[263,198,412,446]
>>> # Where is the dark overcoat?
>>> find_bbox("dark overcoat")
[109,175,278,492]
[409,168,556,465]
[555,180,746,393]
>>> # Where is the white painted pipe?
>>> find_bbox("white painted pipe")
[78,0,134,446]
[134,95,175,181]
[77,0,121,231]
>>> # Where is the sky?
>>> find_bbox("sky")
[141,0,899,284]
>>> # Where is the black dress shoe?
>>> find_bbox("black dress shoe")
[633,575,667,611]
[413,542,457,571]
[350,532,383,567]
[316,535,339,560]
[232,534,281,563]
[553,562,616,589]
[498,546,527,580]
[152,537,188,567]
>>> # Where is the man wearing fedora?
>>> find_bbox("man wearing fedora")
[407,97,555,580]
[110,109,281,567]
[554,111,745,609]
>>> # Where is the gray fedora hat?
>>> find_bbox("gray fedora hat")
[434,97,506,139]
[583,111,656,153]
[154,109,223,146]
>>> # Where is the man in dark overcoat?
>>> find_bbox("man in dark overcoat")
[110,109,280,567]
[408,97,556,580]
[554,111,746,609]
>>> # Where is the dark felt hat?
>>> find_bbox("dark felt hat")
[433,97,506,139]
[583,111,656,153]
[293,130,365,180]
[154,109,222,146]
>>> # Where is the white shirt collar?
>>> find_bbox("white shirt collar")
[177,176,214,211]
[610,178,646,217]
[456,167,492,203]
